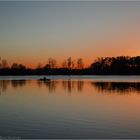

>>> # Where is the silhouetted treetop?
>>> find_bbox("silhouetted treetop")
[0,56,140,75]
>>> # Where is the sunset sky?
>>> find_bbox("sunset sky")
[0,1,140,68]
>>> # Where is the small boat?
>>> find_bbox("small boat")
[39,77,51,81]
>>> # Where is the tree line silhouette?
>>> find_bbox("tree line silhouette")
[90,56,140,75]
[0,56,140,75]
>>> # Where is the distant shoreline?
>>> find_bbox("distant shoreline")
[0,75,140,80]
[0,56,140,75]
[0,74,140,76]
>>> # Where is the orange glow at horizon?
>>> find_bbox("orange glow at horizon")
[1,1,140,68]
[6,53,140,69]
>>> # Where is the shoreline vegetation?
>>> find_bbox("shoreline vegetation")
[0,56,140,75]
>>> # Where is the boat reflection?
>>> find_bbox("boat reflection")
[37,80,58,93]
[0,79,140,95]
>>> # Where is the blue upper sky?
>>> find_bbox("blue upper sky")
[0,1,140,67]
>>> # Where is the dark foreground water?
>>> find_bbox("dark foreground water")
[0,76,140,139]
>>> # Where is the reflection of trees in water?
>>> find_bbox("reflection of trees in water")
[44,81,58,93]
[77,81,84,92]
[0,80,10,95]
[0,80,85,95]
[37,80,84,93]
[37,80,58,93]
[92,82,140,94]
[37,80,43,88]
[11,80,26,88]
[62,80,73,93]
[1,79,139,96]
[0,80,26,95]
[62,80,84,93]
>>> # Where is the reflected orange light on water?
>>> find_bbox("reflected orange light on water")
[1,79,140,135]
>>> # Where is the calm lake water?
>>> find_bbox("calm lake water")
[0,76,140,139]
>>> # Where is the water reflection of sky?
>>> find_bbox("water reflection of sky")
[1,79,140,138]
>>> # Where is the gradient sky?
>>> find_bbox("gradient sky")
[0,1,140,68]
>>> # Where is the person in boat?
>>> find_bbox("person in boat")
[43,76,47,80]
[40,76,50,81]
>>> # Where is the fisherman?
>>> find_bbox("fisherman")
[43,76,47,80]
